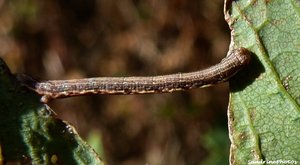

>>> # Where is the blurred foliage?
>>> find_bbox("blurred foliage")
[0,0,230,164]
[87,130,105,158]
[201,128,230,165]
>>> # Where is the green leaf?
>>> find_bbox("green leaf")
[0,59,104,164]
[225,0,300,164]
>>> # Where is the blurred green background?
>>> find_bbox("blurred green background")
[0,0,231,164]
